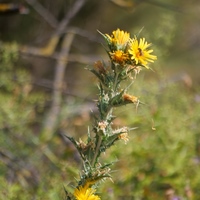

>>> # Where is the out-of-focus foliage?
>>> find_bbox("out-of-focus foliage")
[0,43,78,199]
[0,0,200,199]
[99,77,200,199]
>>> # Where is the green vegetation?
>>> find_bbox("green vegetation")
[1,39,200,199]
[100,79,200,199]
[0,1,200,199]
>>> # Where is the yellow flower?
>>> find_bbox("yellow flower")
[105,29,130,50]
[129,37,157,68]
[110,50,129,64]
[74,184,100,200]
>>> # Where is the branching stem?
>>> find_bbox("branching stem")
[92,136,102,167]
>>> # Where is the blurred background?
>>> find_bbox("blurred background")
[0,0,200,199]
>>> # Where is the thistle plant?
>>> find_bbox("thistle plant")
[65,29,157,200]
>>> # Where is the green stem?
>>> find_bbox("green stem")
[113,71,120,92]
[91,64,120,167]
[91,136,102,167]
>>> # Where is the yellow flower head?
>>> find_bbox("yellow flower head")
[74,183,100,200]
[105,29,130,50]
[110,50,129,64]
[129,37,157,68]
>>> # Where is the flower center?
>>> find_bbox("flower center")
[136,48,143,57]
